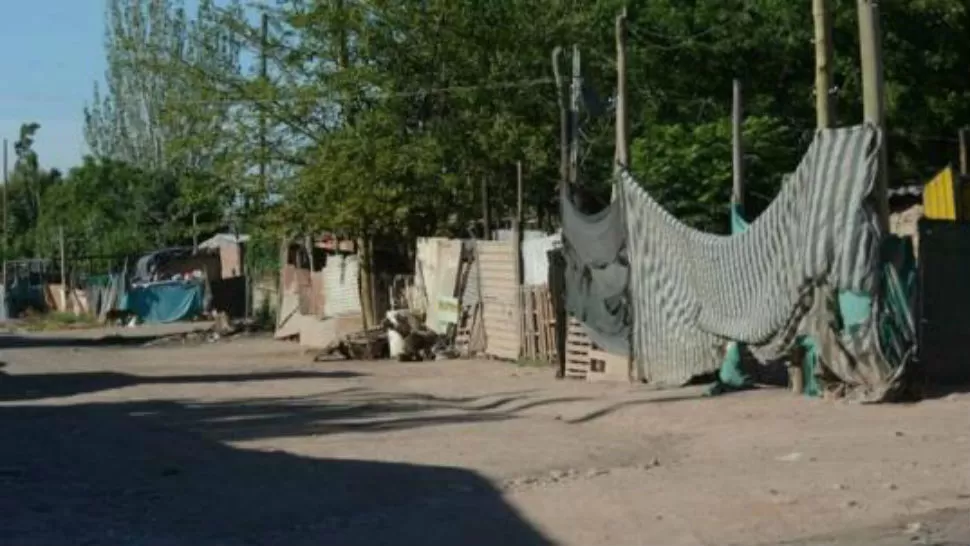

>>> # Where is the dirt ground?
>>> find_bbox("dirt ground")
[1,325,968,546]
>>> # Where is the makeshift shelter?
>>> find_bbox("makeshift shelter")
[561,124,912,401]
[199,233,250,279]
[275,236,373,349]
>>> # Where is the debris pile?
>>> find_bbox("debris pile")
[312,310,460,362]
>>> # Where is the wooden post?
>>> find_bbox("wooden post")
[2,138,7,300]
[616,7,635,382]
[514,162,524,360]
[731,79,745,209]
[59,225,66,312]
[789,345,806,395]
[553,47,569,190]
[614,9,629,173]
[569,45,582,186]
[959,128,968,176]
[480,175,490,240]
[305,234,316,316]
[813,0,835,128]
[192,212,199,252]
[960,128,968,219]
[276,236,288,328]
[516,161,524,229]
[857,0,889,231]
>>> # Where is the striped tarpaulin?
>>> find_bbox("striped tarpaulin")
[620,124,902,398]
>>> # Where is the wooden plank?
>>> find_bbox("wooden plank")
[479,239,522,361]
[484,327,518,340]
[524,287,536,359]
[535,287,547,357]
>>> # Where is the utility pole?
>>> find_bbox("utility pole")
[857,0,889,230]
[615,9,629,173]
[259,12,269,203]
[732,79,745,209]
[569,45,582,186]
[813,0,835,128]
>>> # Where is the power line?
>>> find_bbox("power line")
[0,78,557,108]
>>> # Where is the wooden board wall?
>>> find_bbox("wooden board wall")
[478,240,521,360]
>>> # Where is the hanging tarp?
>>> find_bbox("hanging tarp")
[121,280,204,323]
[559,184,631,356]
[560,124,907,400]
[614,124,907,400]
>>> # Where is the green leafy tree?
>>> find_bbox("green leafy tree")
[84,0,245,173]
[4,123,63,260]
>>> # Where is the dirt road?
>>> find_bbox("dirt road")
[1,327,967,545]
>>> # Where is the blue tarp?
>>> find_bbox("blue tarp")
[120,280,204,323]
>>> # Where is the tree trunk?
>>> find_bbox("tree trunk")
[358,236,376,329]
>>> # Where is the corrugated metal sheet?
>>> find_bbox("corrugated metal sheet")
[478,240,521,360]
[323,254,362,317]
[522,233,561,286]
[917,220,970,385]
[923,167,959,220]
[413,237,462,333]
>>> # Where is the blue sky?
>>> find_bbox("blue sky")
[0,2,106,173]
[0,1,258,174]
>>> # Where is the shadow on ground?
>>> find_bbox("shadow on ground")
[0,369,368,402]
[108,389,597,442]
[0,401,553,546]
[0,332,181,349]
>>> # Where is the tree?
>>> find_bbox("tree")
[34,156,228,260]
[3,123,63,259]
[83,0,245,177]
[104,0,970,243]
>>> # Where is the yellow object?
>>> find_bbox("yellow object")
[923,166,962,220]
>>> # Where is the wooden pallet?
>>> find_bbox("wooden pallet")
[587,348,630,382]
[565,316,632,382]
[564,317,592,379]
[520,285,557,363]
